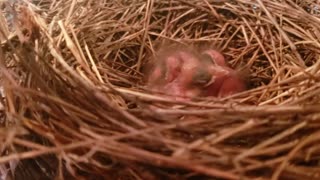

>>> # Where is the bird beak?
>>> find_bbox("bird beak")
[204,66,229,87]
[210,66,229,76]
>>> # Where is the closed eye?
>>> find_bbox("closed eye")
[191,69,212,87]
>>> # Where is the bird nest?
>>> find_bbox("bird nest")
[1,0,320,179]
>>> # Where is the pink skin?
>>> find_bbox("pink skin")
[219,75,246,97]
[204,66,246,97]
[203,49,226,66]
[163,51,204,100]
[147,50,204,100]
[202,50,246,97]
[147,48,246,100]
[147,52,182,89]
[165,56,182,82]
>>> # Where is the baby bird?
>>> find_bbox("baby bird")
[201,49,246,97]
[146,45,246,100]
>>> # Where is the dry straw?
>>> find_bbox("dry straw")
[1,0,320,179]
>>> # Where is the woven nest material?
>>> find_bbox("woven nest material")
[1,0,320,179]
